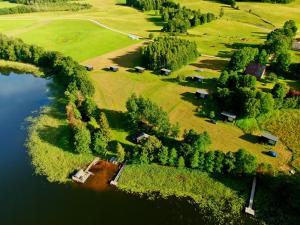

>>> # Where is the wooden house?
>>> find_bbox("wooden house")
[245,63,266,80]
[221,111,237,122]
[160,68,171,75]
[109,66,119,72]
[260,132,278,146]
[195,89,209,99]
[135,66,145,73]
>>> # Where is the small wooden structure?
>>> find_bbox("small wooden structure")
[260,132,278,146]
[193,75,204,82]
[85,65,94,71]
[110,164,126,186]
[221,111,237,122]
[108,66,119,72]
[195,89,208,99]
[292,39,300,51]
[160,68,171,75]
[245,176,257,216]
[133,132,149,143]
[134,66,145,73]
[245,63,266,80]
[72,157,100,183]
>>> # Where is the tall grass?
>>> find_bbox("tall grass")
[258,109,300,170]
[118,164,245,224]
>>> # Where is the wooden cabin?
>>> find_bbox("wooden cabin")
[193,75,204,82]
[135,66,145,73]
[221,111,237,122]
[160,68,171,75]
[109,66,119,72]
[245,63,266,80]
[133,132,149,143]
[195,89,209,99]
[260,132,278,146]
[85,65,93,71]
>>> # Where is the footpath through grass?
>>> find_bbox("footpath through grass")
[118,164,246,224]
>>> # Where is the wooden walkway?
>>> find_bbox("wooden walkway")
[72,157,100,183]
[245,176,257,216]
[110,164,126,186]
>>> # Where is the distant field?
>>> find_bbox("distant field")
[18,20,138,61]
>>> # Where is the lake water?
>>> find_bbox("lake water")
[0,73,213,225]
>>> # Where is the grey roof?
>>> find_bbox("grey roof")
[261,132,278,141]
[110,66,119,69]
[196,89,208,95]
[194,75,204,79]
[221,111,237,119]
[135,66,145,70]
[161,68,171,72]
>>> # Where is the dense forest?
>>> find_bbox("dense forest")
[215,20,300,118]
[141,36,199,71]
[126,0,216,33]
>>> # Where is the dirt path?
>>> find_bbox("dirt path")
[82,42,146,70]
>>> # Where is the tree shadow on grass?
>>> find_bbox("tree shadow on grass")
[37,124,73,153]
[109,45,144,68]
[225,42,261,50]
[146,16,164,26]
[162,77,218,91]
[190,58,228,71]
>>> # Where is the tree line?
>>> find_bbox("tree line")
[141,36,199,71]
[0,0,91,15]
[126,0,216,33]
[0,34,112,158]
[215,20,300,118]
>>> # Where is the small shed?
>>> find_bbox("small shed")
[72,169,92,183]
[245,63,266,80]
[292,40,300,51]
[133,132,149,143]
[161,68,171,75]
[221,111,237,122]
[193,75,204,82]
[135,66,145,73]
[85,65,93,71]
[260,132,278,146]
[195,89,209,99]
[109,66,119,72]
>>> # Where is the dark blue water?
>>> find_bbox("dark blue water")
[0,73,213,225]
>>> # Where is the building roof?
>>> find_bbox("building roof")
[261,132,278,141]
[135,66,145,70]
[221,111,237,119]
[196,89,208,95]
[161,68,171,73]
[110,66,118,69]
[194,75,204,80]
[245,63,266,78]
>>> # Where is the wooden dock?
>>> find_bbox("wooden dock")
[72,157,100,183]
[245,176,257,216]
[110,164,126,186]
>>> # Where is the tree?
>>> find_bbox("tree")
[224,152,236,173]
[258,92,274,114]
[158,146,169,165]
[190,150,200,168]
[274,52,291,74]
[214,151,225,173]
[177,156,185,168]
[116,143,125,162]
[229,47,259,71]
[73,124,91,154]
[93,130,108,156]
[169,148,178,166]
[98,112,112,142]
[283,20,298,37]
[219,8,224,18]
[234,149,257,174]
[209,111,215,119]
[140,136,162,162]
[257,49,268,65]
[272,83,288,99]
[204,151,215,173]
